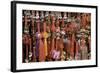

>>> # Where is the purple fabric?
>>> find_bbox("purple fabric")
[35,32,39,57]
[52,50,60,60]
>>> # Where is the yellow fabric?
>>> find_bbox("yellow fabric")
[43,32,48,56]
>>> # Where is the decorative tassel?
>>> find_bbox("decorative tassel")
[51,16,56,32]
[70,33,75,59]
[39,34,45,61]
[43,22,48,57]
[35,16,40,60]
[75,41,80,60]
[25,35,29,63]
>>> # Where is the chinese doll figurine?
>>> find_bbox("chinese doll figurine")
[80,34,88,60]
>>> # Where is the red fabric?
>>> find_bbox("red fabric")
[39,39,45,61]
